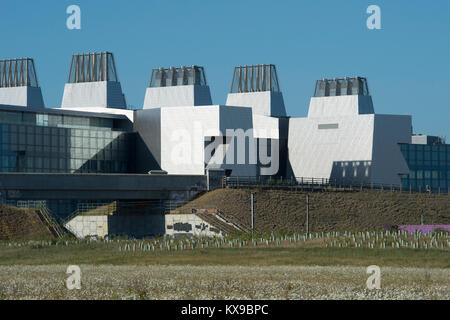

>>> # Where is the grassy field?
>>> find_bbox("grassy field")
[1,197,448,300]
[1,234,449,300]
[1,241,449,268]
[0,264,448,300]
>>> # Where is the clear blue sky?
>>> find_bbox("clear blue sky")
[1,0,449,138]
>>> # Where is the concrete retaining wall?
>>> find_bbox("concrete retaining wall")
[65,213,165,239]
[65,215,108,238]
[165,214,224,237]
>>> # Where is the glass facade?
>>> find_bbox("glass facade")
[400,143,450,192]
[0,108,135,173]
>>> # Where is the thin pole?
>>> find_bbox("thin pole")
[251,192,255,231]
[306,194,309,234]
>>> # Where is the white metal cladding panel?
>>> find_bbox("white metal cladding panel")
[61,81,126,109]
[370,114,412,185]
[159,105,257,176]
[62,82,107,108]
[0,86,45,108]
[252,114,279,139]
[143,85,212,109]
[0,87,27,107]
[288,115,375,180]
[59,106,134,121]
[160,106,221,175]
[307,95,374,118]
[226,91,287,117]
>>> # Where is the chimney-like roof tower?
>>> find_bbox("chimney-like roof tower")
[0,58,45,108]
[61,52,127,109]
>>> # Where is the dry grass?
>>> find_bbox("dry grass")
[1,240,449,268]
[0,265,448,300]
[0,204,54,240]
[181,189,450,232]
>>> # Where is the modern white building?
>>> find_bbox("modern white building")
[287,78,411,185]
[0,52,415,187]
[4,51,449,238]
[136,66,411,185]
[135,65,280,177]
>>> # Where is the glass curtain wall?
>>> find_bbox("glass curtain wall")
[0,109,135,173]
[400,143,450,192]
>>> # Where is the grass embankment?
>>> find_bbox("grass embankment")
[180,189,450,232]
[0,204,54,240]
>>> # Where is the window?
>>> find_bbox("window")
[318,123,339,130]
[416,170,423,179]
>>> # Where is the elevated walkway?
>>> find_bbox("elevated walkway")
[0,173,207,200]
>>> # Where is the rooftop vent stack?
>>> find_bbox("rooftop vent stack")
[61,52,127,109]
[0,58,45,108]
[308,76,375,118]
[143,65,212,109]
[313,77,370,97]
[225,64,286,117]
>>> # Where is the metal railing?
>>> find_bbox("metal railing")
[216,209,250,233]
[224,176,450,196]
[62,199,193,223]
[36,204,66,238]
[15,200,67,238]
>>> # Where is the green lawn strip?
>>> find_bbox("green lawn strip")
[0,245,448,268]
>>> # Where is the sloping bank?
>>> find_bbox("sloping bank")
[180,188,450,233]
[0,204,55,240]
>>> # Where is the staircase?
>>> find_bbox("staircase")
[36,205,67,239]
[193,208,249,235]
[195,212,238,235]
[216,209,250,233]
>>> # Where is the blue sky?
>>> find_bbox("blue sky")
[1,0,449,138]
